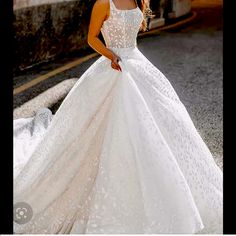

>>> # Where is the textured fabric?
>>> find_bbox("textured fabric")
[101,0,143,48]
[14,0,223,234]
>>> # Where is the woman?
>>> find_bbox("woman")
[14,0,223,233]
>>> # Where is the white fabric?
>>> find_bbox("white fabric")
[14,0,223,234]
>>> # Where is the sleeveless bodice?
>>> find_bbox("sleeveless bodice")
[101,0,144,49]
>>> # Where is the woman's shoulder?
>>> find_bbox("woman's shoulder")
[92,0,110,14]
[94,0,109,8]
[91,0,110,18]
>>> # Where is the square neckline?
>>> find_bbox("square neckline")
[111,0,138,11]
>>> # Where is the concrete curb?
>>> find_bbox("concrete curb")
[14,53,98,96]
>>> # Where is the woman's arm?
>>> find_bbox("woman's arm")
[87,0,122,71]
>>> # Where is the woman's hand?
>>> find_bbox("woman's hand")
[111,53,122,72]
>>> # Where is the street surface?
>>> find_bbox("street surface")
[14,0,223,168]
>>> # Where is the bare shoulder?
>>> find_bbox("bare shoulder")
[91,0,109,18]
[93,0,109,9]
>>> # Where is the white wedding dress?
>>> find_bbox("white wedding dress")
[14,0,223,234]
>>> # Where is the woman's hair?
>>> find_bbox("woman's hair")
[136,0,154,31]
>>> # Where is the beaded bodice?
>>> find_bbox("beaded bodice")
[101,0,144,49]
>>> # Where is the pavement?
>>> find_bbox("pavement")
[13,0,223,169]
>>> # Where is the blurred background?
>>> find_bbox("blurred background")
[13,0,223,169]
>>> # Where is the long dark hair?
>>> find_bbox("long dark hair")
[136,0,153,31]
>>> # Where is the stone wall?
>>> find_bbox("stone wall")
[14,0,95,71]
[171,0,191,18]
[14,0,78,10]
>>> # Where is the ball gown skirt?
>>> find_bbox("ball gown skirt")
[14,46,223,234]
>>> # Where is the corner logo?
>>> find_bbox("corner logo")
[14,202,33,224]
